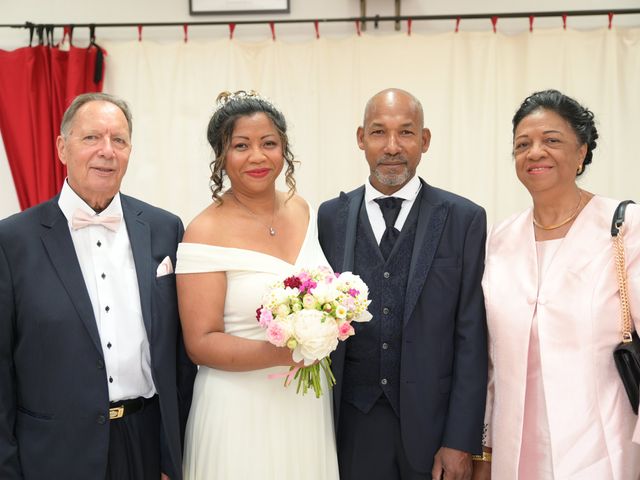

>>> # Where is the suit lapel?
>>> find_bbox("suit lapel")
[331,187,363,426]
[403,180,449,325]
[122,196,153,339]
[40,200,103,355]
[340,187,364,273]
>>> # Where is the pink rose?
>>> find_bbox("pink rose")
[297,271,312,283]
[266,319,292,347]
[300,279,317,294]
[337,321,355,341]
[258,308,273,327]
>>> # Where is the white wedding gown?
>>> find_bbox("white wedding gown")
[176,209,339,480]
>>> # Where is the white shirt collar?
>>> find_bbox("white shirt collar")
[364,175,422,203]
[58,179,123,228]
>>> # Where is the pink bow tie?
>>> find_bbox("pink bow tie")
[71,209,121,232]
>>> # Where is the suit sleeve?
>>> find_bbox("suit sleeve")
[317,199,343,272]
[174,219,196,443]
[0,240,23,478]
[442,207,488,455]
[482,225,494,449]
[160,217,196,478]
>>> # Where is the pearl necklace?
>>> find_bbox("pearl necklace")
[533,190,583,231]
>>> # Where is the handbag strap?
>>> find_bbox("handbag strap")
[611,200,636,343]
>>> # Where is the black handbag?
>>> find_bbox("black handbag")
[611,200,640,415]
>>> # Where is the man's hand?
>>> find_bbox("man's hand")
[470,459,491,480]
[161,473,170,480]
[431,447,472,480]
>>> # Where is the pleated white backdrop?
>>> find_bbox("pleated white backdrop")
[2,28,640,226]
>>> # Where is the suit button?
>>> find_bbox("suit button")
[382,342,389,350]
[97,415,106,425]
[383,307,390,315]
[97,359,104,369]
[383,272,390,279]
[380,378,388,385]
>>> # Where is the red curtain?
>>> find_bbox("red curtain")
[0,43,106,210]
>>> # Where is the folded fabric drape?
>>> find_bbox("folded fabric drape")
[0,44,106,210]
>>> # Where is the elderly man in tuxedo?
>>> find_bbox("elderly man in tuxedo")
[0,93,195,480]
[318,88,488,480]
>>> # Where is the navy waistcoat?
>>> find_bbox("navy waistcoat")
[341,193,421,416]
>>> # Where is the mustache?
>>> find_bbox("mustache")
[376,155,408,166]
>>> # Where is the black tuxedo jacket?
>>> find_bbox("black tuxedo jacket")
[318,178,488,472]
[0,194,196,480]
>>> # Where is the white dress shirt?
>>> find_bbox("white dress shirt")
[364,175,422,244]
[58,181,156,401]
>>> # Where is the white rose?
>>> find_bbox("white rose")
[335,271,370,298]
[265,286,299,308]
[352,310,373,323]
[333,271,355,289]
[276,303,290,317]
[291,309,339,365]
[310,282,340,305]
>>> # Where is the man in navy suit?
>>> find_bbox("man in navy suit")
[318,88,487,480]
[0,93,195,480]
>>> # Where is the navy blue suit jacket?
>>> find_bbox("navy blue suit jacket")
[318,178,488,472]
[0,194,196,480]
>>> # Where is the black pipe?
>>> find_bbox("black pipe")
[1,9,639,29]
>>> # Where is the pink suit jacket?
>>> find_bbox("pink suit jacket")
[482,196,640,479]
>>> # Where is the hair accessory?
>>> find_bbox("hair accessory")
[533,190,583,230]
[215,90,273,112]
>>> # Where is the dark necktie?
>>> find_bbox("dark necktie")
[374,197,404,260]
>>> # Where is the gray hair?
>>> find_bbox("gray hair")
[60,92,133,138]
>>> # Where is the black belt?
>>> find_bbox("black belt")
[109,395,157,421]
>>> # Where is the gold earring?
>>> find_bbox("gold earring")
[576,164,583,175]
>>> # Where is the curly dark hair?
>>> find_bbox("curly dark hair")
[207,91,297,202]
[512,89,598,176]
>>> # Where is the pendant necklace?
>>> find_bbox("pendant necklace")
[533,190,583,231]
[231,191,277,236]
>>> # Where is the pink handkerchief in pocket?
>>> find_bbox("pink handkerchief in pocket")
[156,256,174,277]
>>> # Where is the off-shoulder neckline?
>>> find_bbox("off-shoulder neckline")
[180,207,314,267]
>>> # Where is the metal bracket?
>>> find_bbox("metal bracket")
[360,0,367,32]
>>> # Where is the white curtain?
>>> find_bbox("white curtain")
[2,28,639,225]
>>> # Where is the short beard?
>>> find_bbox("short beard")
[372,166,411,187]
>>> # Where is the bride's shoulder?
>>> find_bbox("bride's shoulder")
[183,200,231,245]
[283,192,311,219]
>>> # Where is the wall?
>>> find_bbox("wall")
[3,0,640,46]
[1,0,639,219]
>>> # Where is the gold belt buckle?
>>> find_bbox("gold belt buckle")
[109,406,125,420]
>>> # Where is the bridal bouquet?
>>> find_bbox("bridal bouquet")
[257,266,372,398]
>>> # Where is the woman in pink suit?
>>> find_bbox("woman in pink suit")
[473,90,640,480]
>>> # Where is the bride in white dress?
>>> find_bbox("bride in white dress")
[176,91,338,479]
